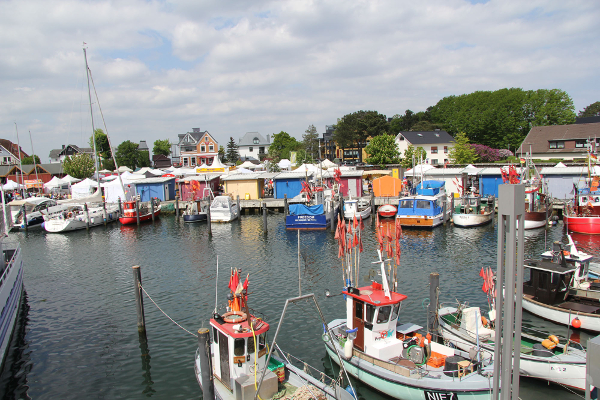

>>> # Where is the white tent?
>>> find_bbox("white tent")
[555,162,567,168]
[236,168,253,174]
[404,164,436,176]
[134,167,162,176]
[462,164,481,176]
[321,159,337,169]
[43,176,63,189]
[101,174,137,203]
[238,161,256,169]
[71,178,99,199]
[278,159,292,170]
[61,175,81,184]
[294,163,320,173]
[2,179,23,190]
[117,166,133,173]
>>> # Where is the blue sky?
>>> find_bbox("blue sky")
[0,0,598,161]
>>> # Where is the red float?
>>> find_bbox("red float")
[572,317,582,329]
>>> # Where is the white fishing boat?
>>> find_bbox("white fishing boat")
[194,269,354,400]
[438,305,588,391]
[324,215,494,399]
[343,197,371,220]
[0,192,25,370]
[210,196,239,222]
[451,195,495,228]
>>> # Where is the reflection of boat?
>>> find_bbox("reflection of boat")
[119,199,161,225]
[438,305,587,391]
[182,200,207,223]
[210,196,239,223]
[194,269,353,400]
[377,204,396,218]
[343,197,371,219]
[396,180,448,228]
[0,201,25,370]
[451,195,494,228]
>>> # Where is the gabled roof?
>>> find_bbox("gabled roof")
[0,139,29,159]
[48,144,94,158]
[518,123,600,154]
[395,131,455,145]
[238,132,270,146]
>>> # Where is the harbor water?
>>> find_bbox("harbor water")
[0,213,593,399]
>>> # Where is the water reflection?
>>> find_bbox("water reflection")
[138,331,155,396]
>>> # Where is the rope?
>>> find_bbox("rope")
[139,284,197,337]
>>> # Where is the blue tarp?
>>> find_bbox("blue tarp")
[480,176,501,197]
[416,180,445,196]
[274,178,303,199]
[289,204,324,216]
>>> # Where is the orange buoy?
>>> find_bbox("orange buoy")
[572,317,582,329]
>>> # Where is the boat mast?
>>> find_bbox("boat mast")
[14,122,25,198]
[28,130,40,193]
[84,47,100,180]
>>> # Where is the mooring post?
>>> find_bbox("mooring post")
[132,265,146,332]
[21,205,28,232]
[151,198,155,222]
[84,203,90,230]
[339,196,345,220]
[197,328,214,399]
[329,200,335,232]
[283,194,288,215]
[451,193,455,217]
[443,196,448,225]
[262,202,267,234]
[118,197,122,215]
[102,201,107,226]
[175,196,179,219]
[371,191,376,224]
[492,184,525,400]
[206,203,212,236]
[429,272,440,340]
[136,198,140,226]
[236,195,241,214]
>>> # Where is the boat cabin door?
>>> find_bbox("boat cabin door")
[353,300,365,351]
[217,330,231,389]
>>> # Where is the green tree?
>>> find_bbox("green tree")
[115,140,144,170]
[225,137,240,164]
[153,139,171,156]
[268,131,300,161]
[302,125,319,160]
[409,120,443,132]
[333,110,388,162]
[294,149,314,166]
[63,153,95,179]
[21,155,41,164]
[401,145,428,168]
[218,145,225,161]
[364,134,400,168]
[578,101,600,117]
[89,128,111,160]
[448,132,477,164]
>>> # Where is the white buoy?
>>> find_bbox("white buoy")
[345,339,353,359]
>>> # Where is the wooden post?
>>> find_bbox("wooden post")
[329,200,335,232]
[175,196,179,219]
[132,266,146,332]
[206,203,212,236]
[263,202,267,234]
[21,205,28,232]
[284,194,288,215]
[151,198,155,222]
[451,193,455,218]
[84,203,90,230]
[371,191,375,224]
[197,328,214,399]
[429,273,440,340]
[103,201,107,226]
[136,199,140,226]
[236,195,241,214]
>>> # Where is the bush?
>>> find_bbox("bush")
[470,144,501,162]
[498,149,513,159]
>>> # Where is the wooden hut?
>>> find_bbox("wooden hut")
[179,174,221,200]
[222,172,269,200]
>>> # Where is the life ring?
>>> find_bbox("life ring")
[222,311,247,324]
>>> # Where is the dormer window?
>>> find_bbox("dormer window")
[253,137,259,144]
[575,140,586,148]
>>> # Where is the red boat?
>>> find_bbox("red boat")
[119,199,161,225]
[377,204,397,218]
[564,215,600,235]
[563,176,600,234]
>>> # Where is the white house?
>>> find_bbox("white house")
[395,130,455,166]
[238,132,270,161]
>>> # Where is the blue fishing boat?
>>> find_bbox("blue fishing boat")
[396,180,448,228]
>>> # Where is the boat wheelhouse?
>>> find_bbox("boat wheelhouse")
[396,180,448,228]
[119,199,161,225]
[343,197,371,220]
[451,195,495,228]
[564,185,600,234]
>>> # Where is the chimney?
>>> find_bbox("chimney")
[193,128,200,133]
[62,145,65,149]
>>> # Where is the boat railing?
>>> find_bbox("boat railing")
[274,343,342,391]
[0,243,19,289]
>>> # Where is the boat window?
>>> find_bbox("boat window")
[523,267,532,286]
[234,338,245,356]
[258,332,266,350]
[416,200,430,209]
[551,272,559,285]
[355,301,363,319]
[399,200,413,209]
[365,304,375,322]
[377,306,391,323]
[390,303,400,321]
[247,336,255,354]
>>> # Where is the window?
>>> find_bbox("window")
[234,338,245,356]
[259,147,265,154]
[259,333,266,350]
[431,146,438,154]
[355,301,363,319]
[549,142,557,149]
[201,145,206,152]
[247,336,255,354]
[253,137,259,144]
[551,272,559,285]
[183,157,189,166]
[575,140,586,148]
[366,304,376,323]
[432,159,439,165]
[416,200,431,209]
[213,327,219,343]
[390,304,400,321]
[209,145,214,152]
[191,158,196,166]
[377,306,391,324]
[557,142,565,149]
[524,267,532,286]
[400,200,413,208]
[249,147,253,152]
[444,146,448,154]
[399,136,404,141]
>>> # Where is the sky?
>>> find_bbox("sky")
[1,0,598,162]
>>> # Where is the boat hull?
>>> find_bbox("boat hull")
[0,241,24,370]
[438,315,586,391]
[452,213,493,227]
[378,205,397,218]
[396,214,444,228]
[183,213,207,223]
[343,206,371,220]
[120,208,161,225]
[45,207,120,233]
[563,215,600,235]
[522,296,600,332]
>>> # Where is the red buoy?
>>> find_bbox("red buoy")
[572,317,582,329]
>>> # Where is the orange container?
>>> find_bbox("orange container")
[426,351,447,368]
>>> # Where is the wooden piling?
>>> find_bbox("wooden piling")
[84,203,90,230]
[284,194,288,215]
[370,191,375,224]
[329,200,335,233]
[151,198,155,222]
[132,266,146,332]
[429,272,439,340]
[118,197,122,215]
[103,202,107,226]
[206,203,212,236]
[175,196,179,219]
[136,199,140,226]
[262,202,267,234]
[236,195,240,214]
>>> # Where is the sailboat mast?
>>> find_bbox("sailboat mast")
[28,130,40,193]
[84,47,100,179]
[14,122,25,198]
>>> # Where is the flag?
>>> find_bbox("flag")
[591,153,598,161]
[482,281,488,293]
[359,216,364,231]
[243,273,249,291]
[353,214,358,229]
[231,269,239,292]
[334,216,340,240]
[519,158,525,163]
[359,237,363,253]
[228,268,235,291]
[353,233,359,247]
[386,222,392,240]
[479,267,485,278]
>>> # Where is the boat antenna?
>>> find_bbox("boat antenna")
[214,255,219,314]
[14,122,25,198]
[28,130,40,193]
